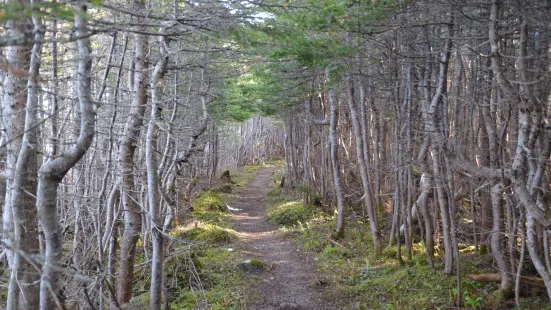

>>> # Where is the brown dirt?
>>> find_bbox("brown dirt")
[230,168,339,310]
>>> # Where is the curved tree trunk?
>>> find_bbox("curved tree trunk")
[37,3,96,308]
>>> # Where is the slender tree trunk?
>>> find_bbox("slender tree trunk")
[148,29,169,310]
[345,69,381,256]
[117,1,149,303]
[37,4,96,308]
[6,1,41,307]
[326,68,345,239]
[116,10,149,308]
[2,0,33,288]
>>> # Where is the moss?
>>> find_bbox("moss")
[267,188,282,197]
[239,258,266,272]
[193,191,226,212]
[170,248,248,310]
[192,210,228,224]
[178,224,237,245]
[250,258,265,269]
[126,292,149,309]
[322,244,352,259]
[268,200,314,226]
[211,184,233,193]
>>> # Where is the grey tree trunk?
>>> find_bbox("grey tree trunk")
[6,1,41,307]
[345,72,381,256]
[1,0,33,283]
[117,1,149,303]
[326,68,345,239]
[37,3,96,308]
[148,29,169,310]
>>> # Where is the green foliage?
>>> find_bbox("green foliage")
[463,291,483,309]
[322,244,352,259]
[267,188,282,197]
[0,2,95,24]
[169,248,247,310]
[268,200,314,226]
[249,258,265,270]
[211,63,299,121]
[192,210,229,225]
[184,224,237,245]
[193,191,226,212]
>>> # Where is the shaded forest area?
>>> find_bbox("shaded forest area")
[1,0,551,309]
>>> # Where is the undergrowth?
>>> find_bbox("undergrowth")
[265,183,551,309]
[146,167,269,310]
[193,191,226,212]
[267,200,315,226]
[162,163,284,309]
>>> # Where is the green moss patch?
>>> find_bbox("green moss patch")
[268,200,314,226]
[193,191,226,212]
[183,224,237,245]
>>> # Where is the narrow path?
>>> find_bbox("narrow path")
[230,168,338,310]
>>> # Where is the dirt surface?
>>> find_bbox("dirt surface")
[230,168,339,310]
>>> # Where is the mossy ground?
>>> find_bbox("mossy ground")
[265,184,551,310]
[158,164,280,309]
[193,190,226,212]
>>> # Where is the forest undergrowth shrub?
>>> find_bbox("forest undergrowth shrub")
[169,164,287,309]
[182,224,237,245]
[191,210,229,226]
[168,247,247,310]
[267,200,315,226]
[265,188,551,309]
[193,191,226,212]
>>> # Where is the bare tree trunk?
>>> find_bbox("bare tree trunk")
[426,8,454,274]
[345,68,381,256]
[326,68,345,239]
[6,1,41,307]
[489,0,551,298]
[37,3,96,308]
[117,6,149,302]
[1,0,33,290]
[148,28,169,310]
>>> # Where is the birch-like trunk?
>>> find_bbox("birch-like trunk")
[117,1,149,303]
[345,72,381,256]
[37,3,96,308]
[326,68,345,238]
[148,29,169,310]
[6,1,41,307]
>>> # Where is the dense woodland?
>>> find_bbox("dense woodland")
[1,0,551,309]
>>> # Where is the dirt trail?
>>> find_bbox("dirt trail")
[230,168,338,310]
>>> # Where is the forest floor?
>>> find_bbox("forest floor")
[173,164,550,309]
[230,167,339,310]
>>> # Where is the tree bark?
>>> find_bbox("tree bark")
[37,3,96,308]
[345,70,381,256]
[326,68,345,239]
[117,1,149,303]
[148,28,169,310]
[6,1,41,307]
